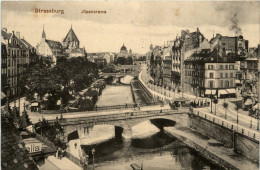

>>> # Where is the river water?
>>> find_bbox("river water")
[65,83,223,170]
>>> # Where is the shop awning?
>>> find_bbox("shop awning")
[235,80,242,85]
[244,98,253,105]
[226,88,236,94]
[219,90,228,95]
[31,102,38,107]
[205,89,216,95]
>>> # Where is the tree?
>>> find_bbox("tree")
[222,101,229,119]
[102,63,116,73]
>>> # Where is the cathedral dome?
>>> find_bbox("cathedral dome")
[120,44,127,51]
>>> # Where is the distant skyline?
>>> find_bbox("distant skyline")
[2,1,260,54]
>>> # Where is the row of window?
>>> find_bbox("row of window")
[209,72,234,78]
[8,49,28,57]
[2,68,25,77]
[7,58,28,67]
[208,80,234,88]
[207,64,235,70]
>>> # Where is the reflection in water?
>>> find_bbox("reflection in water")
[64,120,223,170]
[64,84,223,169]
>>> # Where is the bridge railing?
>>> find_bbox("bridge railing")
[94,102,163,111]
[193,110,260,141]
[58,108,190,125]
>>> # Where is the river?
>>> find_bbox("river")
[64,82,224,169]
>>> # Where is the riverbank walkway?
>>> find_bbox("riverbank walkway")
[47,155,81,170]
[165,127,259,170]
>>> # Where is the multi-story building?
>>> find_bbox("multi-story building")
[210,34,249,56]
[162,42,174,88]
[184,49,237,98]
[241,47,259,102]
[150,45,163,85]
[171,28,210,91]
[1,28,32,98]
[1,43,8,97]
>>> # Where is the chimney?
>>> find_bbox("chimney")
[15,32,20,39]
[197,27,200,33]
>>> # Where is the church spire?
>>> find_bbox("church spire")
[42,25,46,39]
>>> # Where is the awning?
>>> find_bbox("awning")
[244,98,253,105]
[235,80,242,84]
[31,102,38,107]
[205,89,216,95]
[219,90,228,95]
[226,88,236,94]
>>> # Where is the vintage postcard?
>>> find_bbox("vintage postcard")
[1,1,259,170]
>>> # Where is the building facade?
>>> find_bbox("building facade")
[171,28,210,92]
[184,49,237,98]
[1,28,32,98]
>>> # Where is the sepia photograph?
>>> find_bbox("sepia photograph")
[1,1,260,170]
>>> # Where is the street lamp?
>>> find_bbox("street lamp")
[92,148,95,168]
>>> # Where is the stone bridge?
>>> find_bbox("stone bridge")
[53,108,190,142]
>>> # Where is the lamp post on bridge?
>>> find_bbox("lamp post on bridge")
[92,148,95,168]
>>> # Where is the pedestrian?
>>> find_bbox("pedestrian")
[61,149,65,159]
[125,103,128,108]
[58,147,62,159]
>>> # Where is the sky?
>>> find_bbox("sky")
[2,1,260,54]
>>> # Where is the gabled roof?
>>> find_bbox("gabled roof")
[1,115,38,170]
[63,27,79,43]
[45,39,63,51]
[20,39,33,49]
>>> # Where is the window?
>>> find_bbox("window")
[225,73,228,78]
[209,80,214,88]
[220,73,223,78]
[230,80,233,87]
[8,59,10,67]
[225,80,229,88]
[230,73,233,78]
[211,65,214,69]
[8,70,10,77]
[219,80,223,88]
[225,65,228,70]
[220,65,223,70]
[209,73,214,78]
[208,65,210,70]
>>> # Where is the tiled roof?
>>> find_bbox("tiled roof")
[1,115,38,170]
[21,39,33,49]
[46,39,63,49]
[70,48,85,53]
[185,49,236,63]
[63,27,79,43]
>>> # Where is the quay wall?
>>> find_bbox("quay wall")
[189,114,259,163]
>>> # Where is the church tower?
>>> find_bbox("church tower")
[42,25,46,41]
